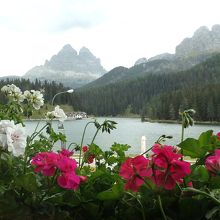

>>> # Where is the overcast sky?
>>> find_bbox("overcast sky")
[0,0,220,76]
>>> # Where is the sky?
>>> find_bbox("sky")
[0,0,220,76]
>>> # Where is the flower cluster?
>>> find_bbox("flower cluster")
[119,155,152,192]
[151,144,191,190]
[31,148,82,190]
[120,144,191,191]
[1,84,44,110]
[1,84,24,103]
[0,120,26,156]
[205,149,220,176]
[46,105,67,122]
[24,90,44,110]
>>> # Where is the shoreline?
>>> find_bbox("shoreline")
[23,117,220,126]
[142,119,220,126]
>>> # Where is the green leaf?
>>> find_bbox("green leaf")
[88,143,103,156]
[178,138,206,158]
[198,130,213,146]
[191,165,209,182]
[210,176,220,189]
[111,143,130,154]
[15,172,40,192]
[97,182,123,201]
[0,185,7,195]
[107,156,118,165]
[0,152,13,167]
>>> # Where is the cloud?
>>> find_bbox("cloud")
[0,0,106,33]
[49,3,106,32]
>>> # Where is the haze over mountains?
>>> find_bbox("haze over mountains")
[84,24,220,88]
[2,24,220,89]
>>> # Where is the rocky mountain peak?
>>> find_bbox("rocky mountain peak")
[212,24,220,34]
[58,44,78,56]
[24,44,106,88]
[79,47,94,58]
[175,25,220,57]
[133,24,220,76]
[193,26,210,37]
[134,57,148,65]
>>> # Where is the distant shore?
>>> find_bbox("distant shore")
[142,118,220,126]
[23,117,220,126]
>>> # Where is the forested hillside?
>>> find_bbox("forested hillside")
[73,54,220,121]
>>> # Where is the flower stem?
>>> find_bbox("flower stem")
[141,146,153,156]
[183,187,220,205]
[181,117,184,143]
[91,127,100,145]
[158,195,168,220]
[126,192,146,220]
[180,114,185,161]
[79,121,94,167]
[29,123,48,142]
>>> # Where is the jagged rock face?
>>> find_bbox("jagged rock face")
[132,25,220,74]
[148,53,175,62]
[134,57,148,65]
[44,44,105,74]
[176,25,220,57]
[24,44,106,88]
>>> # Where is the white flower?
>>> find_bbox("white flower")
[46,105,67,122]
[24,90,44,110]
[1,84,24,103]
[1,84,20,94]
[0,120,26,156]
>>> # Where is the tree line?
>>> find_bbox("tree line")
[73,54,220,121]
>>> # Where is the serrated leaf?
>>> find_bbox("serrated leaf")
[15,172,40,192]
[191,165,209,182]
[178,138,206,158]
[198,130,213,146]
[107,156,118,165]
[97,183,123,201]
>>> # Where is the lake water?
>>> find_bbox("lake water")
[25,118,220,155]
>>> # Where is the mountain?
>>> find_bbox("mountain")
[141,25,220,63]
[176,25,220,57]
[84,24,220,89]
[83,59,179,89]
[24,44,106,88]
[73,53,220,121]
[134,57,148,65]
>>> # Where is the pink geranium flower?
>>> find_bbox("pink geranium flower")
[31,152,59,176]
[60,148,73,157]
[205,149,220,175]
[151,145,191,190]
[57,173,80,190]
[216,132,220,140]
[152,145,181,168]
[119,155,152,192]
[31,149,83,191]
[56,155,77,173]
